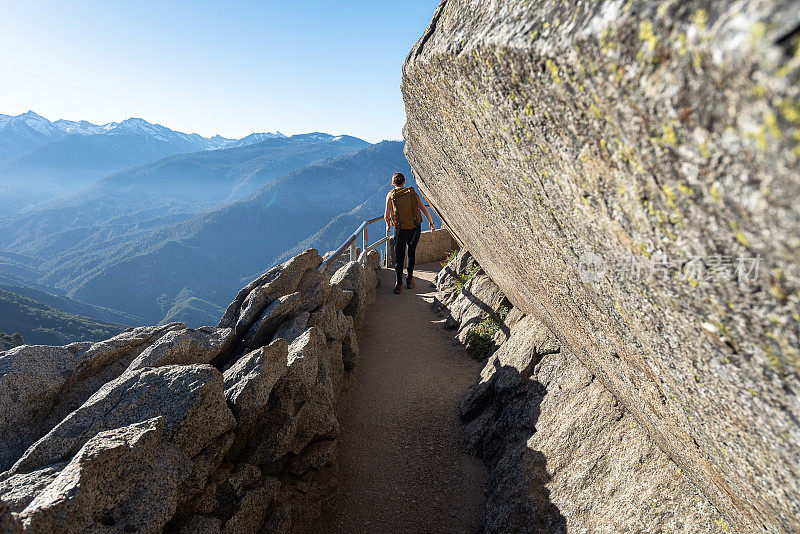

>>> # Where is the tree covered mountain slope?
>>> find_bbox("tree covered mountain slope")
[0,287,124,345]
[0,332,24,351]
[83,132,369,208]
[65,141,411,325]
[0,283,141,325]
[0,133,369,258]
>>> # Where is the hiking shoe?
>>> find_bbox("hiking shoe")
[394,283,403,294]
[406,276,416,289]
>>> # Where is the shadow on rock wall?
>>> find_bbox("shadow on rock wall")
[460,358,566,534]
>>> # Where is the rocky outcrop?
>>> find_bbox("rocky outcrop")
[0,323,184,471]
[436,250,726,532]
[403,2,800,532]
[0,249,380,533]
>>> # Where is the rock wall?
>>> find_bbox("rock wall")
[0,249,381,533]
[435,250,726,532]
[402,1,800,532]
[386,227,459,269]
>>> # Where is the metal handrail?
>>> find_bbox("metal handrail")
[318,204,435,273]
[319,216,384,273]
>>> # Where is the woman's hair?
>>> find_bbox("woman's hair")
[391,172,405,186]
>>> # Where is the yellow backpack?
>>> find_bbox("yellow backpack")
[390,187,422,229]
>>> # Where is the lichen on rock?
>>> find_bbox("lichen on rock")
[403,2,800,531]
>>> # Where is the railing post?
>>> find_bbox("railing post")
[363,226,368,262]
[350,240,357,262]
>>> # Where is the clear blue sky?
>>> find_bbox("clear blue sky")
[0,1,437,142]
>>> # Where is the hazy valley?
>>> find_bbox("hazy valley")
[0,111,412,341]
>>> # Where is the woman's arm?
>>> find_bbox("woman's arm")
[418,194,436,230]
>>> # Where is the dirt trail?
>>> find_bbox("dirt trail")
[314,263,487,533]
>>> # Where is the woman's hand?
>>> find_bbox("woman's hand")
[429,221,436,231]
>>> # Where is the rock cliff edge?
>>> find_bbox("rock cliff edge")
[402,1,800,532]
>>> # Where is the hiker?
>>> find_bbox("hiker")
[385,172,436,294]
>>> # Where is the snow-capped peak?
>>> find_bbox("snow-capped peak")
[1,110,295,154]
[109,118,173,142]
[289,132,336,143]
[222,132,288,149]
[13,110,63,136]
[53,119,114,136]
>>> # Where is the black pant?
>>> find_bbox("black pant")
[395,224,421,284]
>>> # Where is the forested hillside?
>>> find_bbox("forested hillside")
[68,141,411,325]
[0,332,24,351]
[0,137,412,331]
[0,287,123,345]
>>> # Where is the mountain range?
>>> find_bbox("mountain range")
[0,111,414,335]
[0,111,287,214]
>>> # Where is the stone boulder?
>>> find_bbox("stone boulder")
[0,499,21,533]
[285,328,326,393]
[286,328,341,454]
[218,249,321,332]
[287,441,337,477]
[226,328,329,468]
[189,464,273,522]
[365,249,381,271]
[295,268,331,313]
[448,273,507,345]
[11,365,235,475]
[128,327,234,372]
[271,312,310,346]
[0,323,183,471]
[220,477,280,534]
[223,339,289,418]
[403,1,800,530]
[17,418,191,534]
[179,515,221,534]
[330,261,376,330]
[307,304,353,343]
[0,465,65,514]
[326,286,353,312]
[239,293,302,353]
[434,249,477,303]
[341,329,359,372]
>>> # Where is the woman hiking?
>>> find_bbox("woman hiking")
[385,172,436,294]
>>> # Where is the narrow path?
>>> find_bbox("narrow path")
[314,263,487,533]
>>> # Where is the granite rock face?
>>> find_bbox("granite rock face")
[329,261,377,330]
[18,418,191,534]
[437,251,726,532]
[0,323,184,472]
[386,227,459,267]
[0,248,381,533]
[404,2,800,531]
